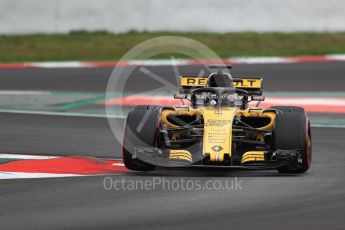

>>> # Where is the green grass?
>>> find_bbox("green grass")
[1,31,345,62]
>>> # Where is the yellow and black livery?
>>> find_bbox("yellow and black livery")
[123,65,312,173]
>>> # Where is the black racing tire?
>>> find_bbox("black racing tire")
[122,106,160,171]
[273,108,312,173]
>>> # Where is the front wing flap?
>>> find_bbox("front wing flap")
[134,146,301,170]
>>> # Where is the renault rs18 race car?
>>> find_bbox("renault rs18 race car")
[122,65,312,173]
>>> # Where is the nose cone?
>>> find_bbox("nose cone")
[202,107,237,162]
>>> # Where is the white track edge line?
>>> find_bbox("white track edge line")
[0,109,125,119]
[0,154,57,159]
[0,172,84,179]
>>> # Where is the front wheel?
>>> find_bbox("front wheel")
[122,106,160,171]
[273,109,312,173]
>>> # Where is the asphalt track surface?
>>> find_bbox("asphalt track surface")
[0,63,345,230]
[0,62,345,92]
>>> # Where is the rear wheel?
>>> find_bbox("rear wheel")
[122,106,160,171]
[273,107,312,173]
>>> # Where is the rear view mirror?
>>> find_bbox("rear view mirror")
[251,95,265,101]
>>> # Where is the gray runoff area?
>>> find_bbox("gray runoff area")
[0,62,344,229]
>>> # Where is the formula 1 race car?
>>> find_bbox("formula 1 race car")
[122,65,312,173]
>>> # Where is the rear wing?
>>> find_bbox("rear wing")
[179,76,263,95]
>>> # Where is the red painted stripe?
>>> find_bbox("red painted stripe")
[0,55,344,69]
[260,102,345,114]
[188,59,233,65]
[103,95,186,106]
[259,97,345,114]
[286,56,330,62]
[101,96,345,114]
[86,61,130,68]
[0,63,35,69]
[0,157,127,174]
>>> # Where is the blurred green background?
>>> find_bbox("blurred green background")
[1,31,345,62]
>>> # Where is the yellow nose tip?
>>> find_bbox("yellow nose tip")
[210,153,224,162]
